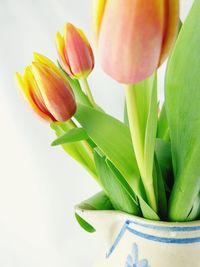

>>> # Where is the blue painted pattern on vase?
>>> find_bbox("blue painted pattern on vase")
[125,243,150,267]
[107,220,200,258]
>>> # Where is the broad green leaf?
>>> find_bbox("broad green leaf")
[94,149,140,215]
[155,139,173,192]
[50,121,98,180]
[78,191,113,210]
[137,196,160,221]
[74,104,142,196]
[157,104,169,140]
[51,128,88,146]
[106,159,139,206]
[106,160,159,220]
[51,122,83,164]
[186,192,200,221]
[75,191,113,233]
[165,0,200,221]
[157,19,183,141]
[74,104,160,219]
[153,155,167,220]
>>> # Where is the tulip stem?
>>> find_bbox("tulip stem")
[81,78,96,108]
[125,84,157,213]
[67,119,95,163]
[65,119,97,178]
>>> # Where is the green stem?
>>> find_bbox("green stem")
[125,85,157,212]
[125,85,144,171]
[66,120,95,165]
[81,77,96,108]
[64,120,97,181]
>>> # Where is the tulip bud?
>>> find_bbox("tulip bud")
[93,0,179,84]
[56,23,94,79]
[16,55,76,122]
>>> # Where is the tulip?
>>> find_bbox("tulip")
[56,23,94,79]
[93,0,179,84]
[16,54,76,122]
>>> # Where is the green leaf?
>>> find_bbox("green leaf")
[51,122,84,164]
[50,121,98,180]
[106,159,159,220]
[75,213,96,233]
[74,104,160,219]
[157,104,169,140]
[153,155,167,220]
[106,160,138,206]
[75,191,113,233]
[165,0,200,221]
[75,104,142,197]
[156,20,182,142]
[155,139,173,192]
[78,191,114,210]
[137,196,160,221]
[94,149,140,215]
[186,192,200,221]
[51,128,88,146]
[124,102,129,125]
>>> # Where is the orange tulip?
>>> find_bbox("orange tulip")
[56,23,94,79]
[16,54,76,122]
[93,0,179,84]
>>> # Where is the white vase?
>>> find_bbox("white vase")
[75,207,200,267]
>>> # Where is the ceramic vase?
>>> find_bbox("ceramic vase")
[76,207,200,267]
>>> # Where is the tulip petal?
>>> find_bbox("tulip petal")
[92,0,107,41]
[32,62,76,121]
[33,52,69,83]
[76,28,95,69]
[15,71,54,122]
[34,52,60,77]
[98,0,165,84]
[64,23,94,78]
[159,0,179,65]
[24,67,56,121]
[76,29,90,46]
[55,33,73,76]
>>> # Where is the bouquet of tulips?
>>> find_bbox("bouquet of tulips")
[16,0,200,231]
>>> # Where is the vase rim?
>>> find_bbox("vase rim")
[75,205,200,227]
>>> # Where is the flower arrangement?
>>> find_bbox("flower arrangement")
[16,0,200,232]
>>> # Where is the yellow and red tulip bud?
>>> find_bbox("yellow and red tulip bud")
[16,54,76,122]
[56,23,94,79]
[93,0,179,84]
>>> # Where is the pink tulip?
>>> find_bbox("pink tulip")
[56,23,94,79]
[16,54,76,122]
[93,0,179,84]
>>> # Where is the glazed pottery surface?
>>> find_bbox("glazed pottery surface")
[76,207,200,267]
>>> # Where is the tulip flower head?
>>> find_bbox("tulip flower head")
[56,23,94,79]
[93,0,179,84]
[16,54,76,122]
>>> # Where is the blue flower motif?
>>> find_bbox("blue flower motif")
[125,243,150,267]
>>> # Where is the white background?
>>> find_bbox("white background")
[0,1,194,266]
